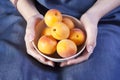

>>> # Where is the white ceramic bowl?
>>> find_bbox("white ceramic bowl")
[32,14,86,62]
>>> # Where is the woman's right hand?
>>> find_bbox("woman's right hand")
[24,14,54,67]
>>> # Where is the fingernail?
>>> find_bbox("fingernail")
[60,64,64,67]
[48,62,54,67]
[87,46,93,53]
[60,62,67,67]
[67,61,71,65]
[60,63,65,67]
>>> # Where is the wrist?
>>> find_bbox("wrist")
[83,0,120,23]
[81,11,100,26]
[11,0,43,22]
[84,9,101,23]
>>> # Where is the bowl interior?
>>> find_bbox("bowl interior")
[32,15,87,62]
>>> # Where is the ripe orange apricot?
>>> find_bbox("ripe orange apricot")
[69,28,85,46]
[51,22,70,40]
[37,35,57,55]
[57,39,77,58]
[62,17,75,29]
[44,9,62,27]
[41,27,51,36]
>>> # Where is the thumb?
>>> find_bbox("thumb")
[85,24,98,53]
[80,13,99,54]
[25,23,35,41]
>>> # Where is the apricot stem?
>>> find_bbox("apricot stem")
[53,29,56,31]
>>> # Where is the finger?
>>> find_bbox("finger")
[67,49,91,65]
[44,60,54,67]
[26,41,45,62]
[60,50,87,67]
[60,61,67,67]
[27,42,54,67]
[25,41,54,67]
[61,49,92,67]
[84,24,97,53]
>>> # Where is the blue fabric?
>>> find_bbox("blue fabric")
[37,0,96,18]
[0,0,120,80]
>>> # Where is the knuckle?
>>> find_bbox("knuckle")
[26,47,32,55]
[26,50,31,55]
[85,55,90,60]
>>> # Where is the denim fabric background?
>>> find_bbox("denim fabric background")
[0,0,120,80]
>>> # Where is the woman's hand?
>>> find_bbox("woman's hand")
[60,0,120,67]
[60,13,99,67]
[24,14,54,67]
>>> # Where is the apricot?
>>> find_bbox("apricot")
[69,28,85,46]
[51,22,70,40]
[37,35,57,55]
[41,27,51,36]
[62,17,75,29]
[44,9,62,27]
[57,39,77,58]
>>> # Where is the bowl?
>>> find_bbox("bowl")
[32,14,87,62]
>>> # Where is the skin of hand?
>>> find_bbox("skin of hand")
[24,14,54,67]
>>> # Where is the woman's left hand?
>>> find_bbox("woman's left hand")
[60,13,99,67]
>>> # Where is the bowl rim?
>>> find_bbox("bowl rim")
[32,41,86,62]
